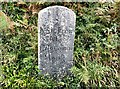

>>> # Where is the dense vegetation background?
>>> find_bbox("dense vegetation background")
[0,1,120,88]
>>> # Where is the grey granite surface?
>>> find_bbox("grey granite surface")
[38,6,76,78]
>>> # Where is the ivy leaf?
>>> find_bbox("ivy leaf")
[0,11,14,30]
[0,11,8,30]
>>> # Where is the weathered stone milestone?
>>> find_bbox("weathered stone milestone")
[38,6,76,78]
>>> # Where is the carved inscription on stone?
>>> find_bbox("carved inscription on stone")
[38,6,76,78]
